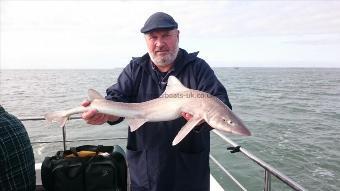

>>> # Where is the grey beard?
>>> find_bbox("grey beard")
[149,47,179,67]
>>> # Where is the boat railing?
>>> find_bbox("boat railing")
[210,129,306,191]
[20,117,306,191]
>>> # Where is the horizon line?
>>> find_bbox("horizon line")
[1,66,340,70]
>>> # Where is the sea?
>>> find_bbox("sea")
[0,68,339,191]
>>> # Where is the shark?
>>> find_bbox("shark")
[45,76,251,145]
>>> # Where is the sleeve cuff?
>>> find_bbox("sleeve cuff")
[192,123,213,133]
[107,117,124,125]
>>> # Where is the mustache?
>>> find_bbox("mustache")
[155,48,169,52]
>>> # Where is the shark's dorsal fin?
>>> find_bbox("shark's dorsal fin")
[163,76,189,95]
[88,89,105,101]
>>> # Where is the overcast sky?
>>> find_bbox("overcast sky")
[1,0,340,69]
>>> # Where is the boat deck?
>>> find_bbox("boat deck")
[35,163,224,191]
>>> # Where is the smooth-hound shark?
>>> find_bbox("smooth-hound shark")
[45,76,251,145]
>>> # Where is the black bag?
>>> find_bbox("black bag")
[41,144,127,191]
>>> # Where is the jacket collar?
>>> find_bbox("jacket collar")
[138,48,199,76]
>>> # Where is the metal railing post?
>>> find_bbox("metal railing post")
[62,124,67,151]
[264,170,271,191]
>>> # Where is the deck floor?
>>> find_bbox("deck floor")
[35,163,224,190]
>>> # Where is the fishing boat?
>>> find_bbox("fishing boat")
[20,117,306,191]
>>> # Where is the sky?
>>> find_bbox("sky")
[1,0,340,69]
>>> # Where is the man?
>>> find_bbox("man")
[0,105,36,191]
[82,12,231,191]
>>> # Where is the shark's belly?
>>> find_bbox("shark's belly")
[147,111,181,122]
[143,102,182,122]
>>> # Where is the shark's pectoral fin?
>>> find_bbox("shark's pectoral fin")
[172,116,203,146]
[127,118,148,132]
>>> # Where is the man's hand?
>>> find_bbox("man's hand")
[181,112,204,126]
[181,112,193,120]
[81,100,119,125]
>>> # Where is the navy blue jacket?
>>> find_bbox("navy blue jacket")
[106,49,231,191]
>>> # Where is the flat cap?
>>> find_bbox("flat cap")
[141,12,178,33]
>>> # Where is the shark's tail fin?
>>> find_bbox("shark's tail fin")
[44,111,69,127]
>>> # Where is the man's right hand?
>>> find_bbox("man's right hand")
[81,100,119,125]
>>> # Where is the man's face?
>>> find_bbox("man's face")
[144,29,179,67]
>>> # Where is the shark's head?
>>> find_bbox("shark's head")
[205,99,251,136]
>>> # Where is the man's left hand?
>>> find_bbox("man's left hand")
[181,112,204,124]
[181,112,193,120]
